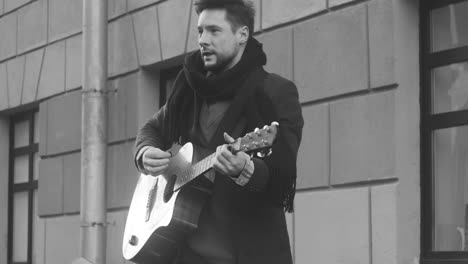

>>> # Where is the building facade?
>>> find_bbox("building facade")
[0,0,466,263]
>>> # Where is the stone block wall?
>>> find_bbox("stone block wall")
[0,0,420,263]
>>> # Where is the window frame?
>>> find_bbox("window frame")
[7,109,39,264]
[421,0,468,262]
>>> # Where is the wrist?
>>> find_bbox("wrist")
[232,157,254,186]
[232,159,248,178]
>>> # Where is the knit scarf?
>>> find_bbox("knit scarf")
[164,38,297,212]
[166,37,266,145]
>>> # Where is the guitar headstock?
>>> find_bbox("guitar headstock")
[230,121,279,158]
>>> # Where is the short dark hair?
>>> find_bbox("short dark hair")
[194,0,255,38]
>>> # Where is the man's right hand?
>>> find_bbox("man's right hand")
[142,147,172,176]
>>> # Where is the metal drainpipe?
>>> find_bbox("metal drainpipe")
[80,0,108,263]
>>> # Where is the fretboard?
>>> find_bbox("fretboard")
[174,152,215,191]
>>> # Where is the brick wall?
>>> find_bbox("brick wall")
[0,0,420,263]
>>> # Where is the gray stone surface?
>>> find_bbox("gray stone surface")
[32,201,46,264]
[132,6,161,66]
[330,91,395,185]
[107,72,140,142]
[63,152,81,214]
[107,77,129,143]
[0,63,8,110]
[48,0,82,42]
[0,13,17,61]
[124,76,138,139]
[107,142,137,209]
[186,3,199,52]
[297,103,329,189]
[252,0,261,32]
[295,188,370,264]
[393,2,421,262]
[4,0,29,13]
[293,5,368,102]
[45,91,81,155]
[38,102,48,156]
[329,0,359,8]
[107,211,127,264]
[108,0,127,20]
[159,0,191,60]
[372,183,397,264]
[22,49,44,104]
[65,34,82,90]
[38,156,64,216]
[369,0,395,88]
[37,41,66,100]
[44,215,80,264]
[6,56,25,108]
[127,0,159,12]
[262,0,326,29]
[257,27,293,81]
[108,16,139,77]
[136,70,160,128]
[17,0,47,53]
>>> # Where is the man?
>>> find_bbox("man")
[134,0,303,263]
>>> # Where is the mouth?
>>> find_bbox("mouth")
[201,50,214,58]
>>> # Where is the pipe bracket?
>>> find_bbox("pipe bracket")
[80,221,115,228]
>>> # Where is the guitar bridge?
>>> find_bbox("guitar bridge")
[145,178,158,222]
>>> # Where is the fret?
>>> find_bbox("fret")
[176,152,215,189]
[207,154,214,168]
[202,155,209,172]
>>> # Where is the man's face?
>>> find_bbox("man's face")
[197,9,244,72]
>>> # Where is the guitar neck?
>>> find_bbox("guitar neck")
[173,121,279,191]
[192,152,216,178]
[174,152,215,191]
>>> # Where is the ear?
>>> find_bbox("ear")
[237,26,249,44]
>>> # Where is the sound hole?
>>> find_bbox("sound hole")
[163,175,177,203]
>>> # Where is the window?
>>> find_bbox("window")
[421,0,468,262]
[8,110,40,264]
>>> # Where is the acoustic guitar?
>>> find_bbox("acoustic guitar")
[122,122,279,264]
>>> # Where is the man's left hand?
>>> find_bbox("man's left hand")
[212,132,250,177]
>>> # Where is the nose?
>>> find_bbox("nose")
[199,31,209,48]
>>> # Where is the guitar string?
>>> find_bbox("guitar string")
[160,128,272,197]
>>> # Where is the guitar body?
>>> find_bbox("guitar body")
[122,143,212,264]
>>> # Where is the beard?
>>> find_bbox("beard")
[201,47,239,73]
[202,54,231,73]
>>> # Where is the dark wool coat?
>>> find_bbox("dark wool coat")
[134,68,304,264]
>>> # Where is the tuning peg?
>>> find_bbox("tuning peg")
[267,149,273,156]
[254,127,259,132]
[263,125,268,129]
[257,152,266,158]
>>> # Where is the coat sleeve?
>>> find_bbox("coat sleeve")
[243,74,304,212]
[133,105,172,172]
